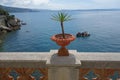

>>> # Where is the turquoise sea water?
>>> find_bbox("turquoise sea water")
[0,11,120,52]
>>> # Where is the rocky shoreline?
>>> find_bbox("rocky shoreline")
[0,15,21,34]
[0,8,22,43]
[0,15,22,43]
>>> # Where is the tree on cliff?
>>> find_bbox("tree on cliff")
[0,7,9,15]
[0,7,15,21]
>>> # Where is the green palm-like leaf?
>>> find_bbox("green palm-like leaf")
[51,12,72,38]
[51,12,72,23]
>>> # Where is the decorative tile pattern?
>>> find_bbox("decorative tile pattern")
[80,68,120,80]
[10,70,19,80]
[84,71,98,80]
[0,68,48,80]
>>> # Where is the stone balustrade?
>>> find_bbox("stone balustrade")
[0,50,120,80]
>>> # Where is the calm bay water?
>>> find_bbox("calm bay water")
[0,11,120,52]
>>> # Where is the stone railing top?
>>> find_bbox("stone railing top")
[0,52,50,61]
[0,52,50,68]
[0,50,120,62]
[77,52,120,61]
[0,50,120,68]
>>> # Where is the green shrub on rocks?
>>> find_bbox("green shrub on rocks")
[0,7,9,15]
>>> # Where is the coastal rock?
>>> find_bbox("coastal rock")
[0,40,2,43]
[0,24,11,30]
[2,30,7,33]
[76,32,90,37]
[0,16,21,33]
[12,26,20,30]
[8,19,18,27]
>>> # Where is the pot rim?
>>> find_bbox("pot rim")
[51,33,76,41]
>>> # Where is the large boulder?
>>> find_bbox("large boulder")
[8,19,18,27]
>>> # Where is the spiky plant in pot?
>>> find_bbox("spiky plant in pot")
[51,12,75,56]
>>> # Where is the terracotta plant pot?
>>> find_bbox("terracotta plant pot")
[51,34,76,56]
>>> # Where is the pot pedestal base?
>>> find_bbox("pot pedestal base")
[58,47,69,56]
[46,50,81,80]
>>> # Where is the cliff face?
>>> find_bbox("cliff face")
[0,15,21,34]
[0,6,22,44]
[0,16,6,25]
[0,16,21,44]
